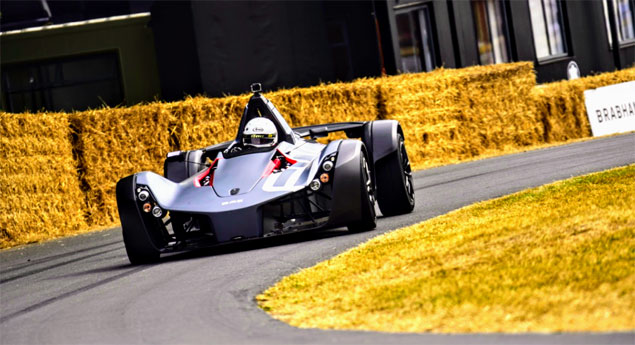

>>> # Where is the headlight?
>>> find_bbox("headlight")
[322,160,334,172]
[309,179,321,191]
[138,190,150,201]
[152,205,163,218]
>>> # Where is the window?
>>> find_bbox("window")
[603,0,635,45]
[528,0,567,60]
[472,0,510,64]
[395,6,436,73]
[2,52,123,113]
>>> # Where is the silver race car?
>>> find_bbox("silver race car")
[116,84,414,264]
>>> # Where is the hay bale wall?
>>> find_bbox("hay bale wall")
[267,81,378,127]
[169,95,249,151]
[0,112,86,248]
[532,67,635,142]
[71,104,172,227]
[378,62,540,169]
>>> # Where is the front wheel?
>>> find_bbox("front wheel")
[117,176,162,265]
[347,152,377,232]
[122,225,160,265]
[375,133,415,216]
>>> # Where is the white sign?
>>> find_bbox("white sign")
[584,81,635,137]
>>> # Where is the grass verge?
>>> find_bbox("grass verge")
[257,165,635,333]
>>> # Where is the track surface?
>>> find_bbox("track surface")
[1,133,634,345]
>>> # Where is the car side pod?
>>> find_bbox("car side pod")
[116,174,164,264]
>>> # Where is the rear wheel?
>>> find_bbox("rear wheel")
[122,225,160,265]
[376,133,415,216]
[347,153,377,232]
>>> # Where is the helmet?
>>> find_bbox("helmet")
[243,117,277,148]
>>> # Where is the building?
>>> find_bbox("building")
[0,1,158,113]
[1,0,633,113]
[384,0,635,81]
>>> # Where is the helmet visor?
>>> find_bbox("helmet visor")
[243,133,276,147]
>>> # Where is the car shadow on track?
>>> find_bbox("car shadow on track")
[51,229,341,278]
[159,226,360,264]
[54,221,387,277]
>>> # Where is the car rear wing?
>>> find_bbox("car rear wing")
[292,122,368,139]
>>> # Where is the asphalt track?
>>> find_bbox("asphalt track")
[1,133,634,345]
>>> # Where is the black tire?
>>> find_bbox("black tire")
[376,133,415,216]
[122,225,160,265]
[347,152,377,232]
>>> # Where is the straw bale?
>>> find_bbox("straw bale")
[532,67,635,142]
[1,136,72,158]
[266,80,378,127]
[0,112,85,248]
[268,81,378,144]
[377,62,540,169]
[168,95,250,151]
[71,104,172,226]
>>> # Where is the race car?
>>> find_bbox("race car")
[116,83,415,264]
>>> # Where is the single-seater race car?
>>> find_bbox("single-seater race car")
[116,84,415,264]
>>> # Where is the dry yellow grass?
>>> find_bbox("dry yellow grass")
[258,165,635,333]
[0,112,86,248]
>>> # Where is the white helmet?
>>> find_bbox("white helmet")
[243,117,278,148]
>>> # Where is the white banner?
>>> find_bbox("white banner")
[584,81,635,137]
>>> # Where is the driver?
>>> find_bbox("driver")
[242,117,278,148]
